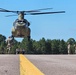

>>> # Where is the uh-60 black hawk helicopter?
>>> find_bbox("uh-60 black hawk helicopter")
[0,8,65,51]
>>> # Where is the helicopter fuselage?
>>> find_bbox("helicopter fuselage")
[12,19,30,38]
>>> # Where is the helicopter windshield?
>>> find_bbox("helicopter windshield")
[13,19,29,29]
[17,19,24,22]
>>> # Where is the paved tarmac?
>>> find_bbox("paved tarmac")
[25,55,76,75]
[0,54,76,75]
[0,55,19,75]
[20,54,44,75]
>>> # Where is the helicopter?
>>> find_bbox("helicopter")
[0,8,65,40]
[11,11,31,40]
[0,8,65,49]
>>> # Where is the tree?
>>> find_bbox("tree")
[32,38,47,54]
[67,38,75,45]
[46,39,52,54]
[21,38,33,54]
[38,38,47,54]
[32,40,38,54]
[51,39,60,54]
[0,34,6,54]
[59,39,68,54]
[0,34,6,43]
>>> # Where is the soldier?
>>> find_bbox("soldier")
[6,36,14,53]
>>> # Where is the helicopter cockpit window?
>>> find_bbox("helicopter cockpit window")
[17,19,26,23]
[18,20,22,22]
[13,18,30,29]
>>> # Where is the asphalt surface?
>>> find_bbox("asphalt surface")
[0,55,19,75]
[25,55,76,75]
[0,55,76,75]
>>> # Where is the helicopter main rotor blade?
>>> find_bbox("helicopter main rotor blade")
[29,11,65,15]
[0,8,18,13]
[0,8,53,13]
[5,15,17,17]
[0,8,10,11]
[0,8,65,16]
[0,10,17,13]
[25,8,53,12]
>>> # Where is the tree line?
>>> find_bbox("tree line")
[0,34,76,54]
